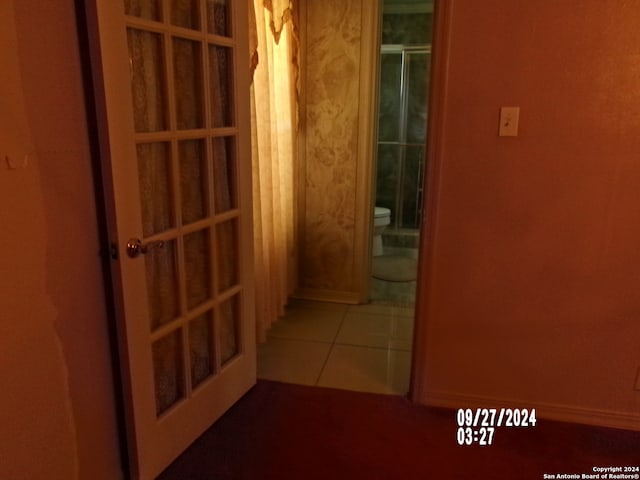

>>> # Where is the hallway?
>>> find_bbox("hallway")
[257,299,414,395]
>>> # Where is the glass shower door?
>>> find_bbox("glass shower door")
[376,46,431,231]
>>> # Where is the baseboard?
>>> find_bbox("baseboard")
[422,390,640,431]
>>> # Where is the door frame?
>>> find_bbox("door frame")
[409,0,452,401]
[354,0,383,303]
[360,0,448,400]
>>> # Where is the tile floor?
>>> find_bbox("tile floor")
[257,298,415,395]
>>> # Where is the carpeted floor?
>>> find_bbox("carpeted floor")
[157,380,639,480]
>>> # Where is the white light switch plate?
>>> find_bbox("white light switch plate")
[499,106,519,136]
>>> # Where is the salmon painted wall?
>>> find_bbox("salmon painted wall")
[0,1,123,478]
[415,0,640,428]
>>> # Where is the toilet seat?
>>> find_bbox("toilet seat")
[374,207,391,228]
[374,207,391,218]
[372,207,391,256]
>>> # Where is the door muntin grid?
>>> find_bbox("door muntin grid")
[126,0,242,417]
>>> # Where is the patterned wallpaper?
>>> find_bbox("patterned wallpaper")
[300,0,362,293]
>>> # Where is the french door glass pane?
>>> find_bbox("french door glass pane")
[179,139,208,224]
[124,0,162,21]
[123,0,245,429]
[145,239,179,330]
[127,29,167,132]
[189,312,214,388]
[208,45,233,127]
[137,142,173,236]
[212,136,235,213]
[206,0,230,37]
[219,295,239,365]
[173,38,204,130]
[171,0,200,30]
[216,219,238,293]
[184,229,211,309]
[152,330,185,416]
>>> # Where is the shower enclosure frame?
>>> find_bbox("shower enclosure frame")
[377,44,432,232]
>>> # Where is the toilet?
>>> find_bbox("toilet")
[372,207,391,256]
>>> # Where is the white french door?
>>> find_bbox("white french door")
[85,1,255,479]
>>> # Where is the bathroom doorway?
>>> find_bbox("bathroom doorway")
[370,0,434,307]
[257,0,436,396]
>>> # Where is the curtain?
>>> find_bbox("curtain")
[250,0,299,342]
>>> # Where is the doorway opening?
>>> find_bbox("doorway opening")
[370,0,434,308]
[256,0,435,396]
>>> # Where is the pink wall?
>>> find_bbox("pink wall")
[2,2,638,477]
[414,0,640,428]
[0,1,123,478]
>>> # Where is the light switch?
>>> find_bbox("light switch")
[5,153,28,170]
[499,107,519,137]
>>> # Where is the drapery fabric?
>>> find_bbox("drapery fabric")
[250,0,299,342]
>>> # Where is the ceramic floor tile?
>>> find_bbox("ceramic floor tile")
[266,308,346,342]
[317,345,411,395]
[257,338,331,386]
[336,312,414,351]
